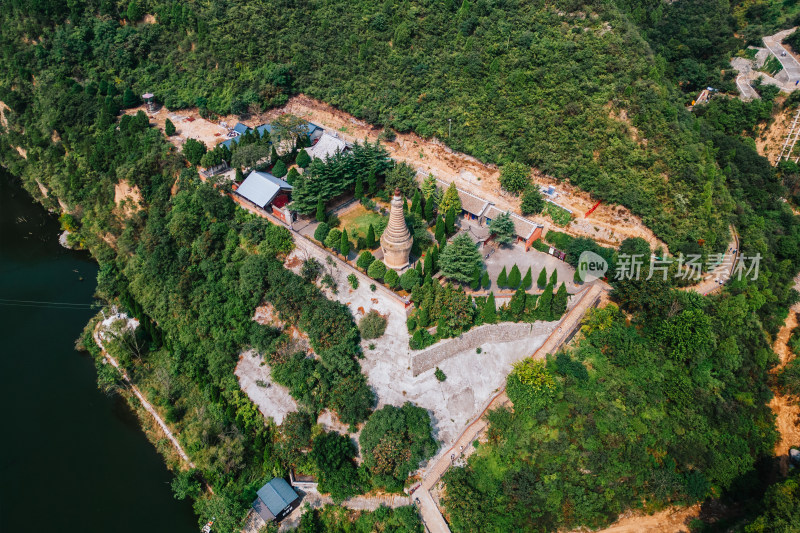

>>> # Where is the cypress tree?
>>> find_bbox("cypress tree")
[552,282,568,317]
[235,167,244,182]
[404,197,409,212]
[164,118,176,136]
[550,269,558,286]
[272,159,288,178]
[316,197,326,223]
[368,168,377,194]
[296,149,311,168]
[424,252,433,276]
[497,266,508,288]
[508,264,521,289]
[414,194,424,217]
[481,271,490,289]
[419,306,430,327]
[470,267,481,290]
[537,267,547,288]
[522,267,532,289]
[122,87,139,108]
[509,288,526,320]
[416,260,424,277]
[366,224,376,248]
[286,167,300,185]
[412,189,422,211]
[536,283,554,320]
[354,175,364,199]
[482,292,497,324]
[271,145,279,164]
[445,208,455,235]
[424,196,435,222]
[435,217,445,245]
[573,268,583,284]
[340,229,350,258]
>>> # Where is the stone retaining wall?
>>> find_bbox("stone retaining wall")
[410,320,558,376]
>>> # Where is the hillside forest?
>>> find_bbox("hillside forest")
[2,0,800,531]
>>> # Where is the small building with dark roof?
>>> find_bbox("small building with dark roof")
[435,178,490,221]
[252,477,301,523]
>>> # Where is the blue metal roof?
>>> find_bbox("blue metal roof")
[255,478,298,518]
[232,122,249,134]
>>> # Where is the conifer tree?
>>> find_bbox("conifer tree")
[235,167,244,182]
[367,168,377,194]
[508,264,521,289]
[552,282,568,317]
[424,196,435,222]
[498,266,508,288]
[272,159,287,178]
[419,306,429,327]
[366,224,376,248]
[509,288,526,320]
[537,267,547,289]
[164,118,176,136]
[340,229,350,258]
[574,268,583,284]
[424,252,433,276]
[286,167,299,185]
[445,208,455,235]
[384,268,399,288]
[414,194,424,218]
[296,149,311,168]
[536,283,554,320]
[482,292,497,324]
[481,271,490,289]
[404,197,409,212]
[270,145,279,164]
[522,267,532,289]
[416,260,424,277]
[431,245,439,269]
[470,267,481,290]
[412,189,422,211]
[550,269,558,286]
[435,217,445,245]
[354,175,364,200]
[316,197,326,223]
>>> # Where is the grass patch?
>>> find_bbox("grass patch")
[760,55,783,77]
[338,204,387,240]
[543,202,573,226]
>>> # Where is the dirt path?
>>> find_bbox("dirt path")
[94,314,195,468]
[584,505,701,533]
[770,303,800,475]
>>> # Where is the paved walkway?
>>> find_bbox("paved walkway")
[412,283,606,533]
[764,29,800,83]
[94,315,195,467]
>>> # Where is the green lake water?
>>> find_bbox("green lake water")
[0,170,198,532]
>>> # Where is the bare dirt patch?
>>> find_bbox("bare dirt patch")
[262,95,665,249]
[0,100,9,129]
[114,180,143,217]
[123,105,233,150]
[756,102,796,163]
[14,146,27,159]
[143,14,156,24]
[770,305,800,474]
[583,504,700,533]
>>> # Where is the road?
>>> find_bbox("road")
[763,29,800,83]
[413,283,606,533]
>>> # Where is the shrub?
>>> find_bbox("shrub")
[435,367,447,381]
[367,260,387,281]
[296,149,311,168]
[321,273,337,293]
[399,268,420,291]
[182,138,207,165]
[272,159,288,178]
[300,258,322,281]
[521,184,545,214]
[407,317,417,332]
[324,228,343,251]
[499,162,530,194]
[347,273,359,289]
[359,310,387,339]
[384,268,399,288]
[357,250,376,270]
[506,359,557,411]
[164,118,176,136]
[314,222,330,243]
[370,283,377,292]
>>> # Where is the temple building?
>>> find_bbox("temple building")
[380,189,413,270]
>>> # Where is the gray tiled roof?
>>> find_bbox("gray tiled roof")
[435,179,489,217]
[484,205,539,240]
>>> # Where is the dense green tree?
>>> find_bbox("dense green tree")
[235,167,244,182]
[122,87,139,108]
[435,216,445,245]
[314,222,330,243]
[400,269,420,291]
[481,271,490,290]
[499,162,529,194]
[470,267,481,290]
[182,138,207,165]
[424,252,434,277]
[126,0,144,21]
[354,174,364,200]
[537,267,547,289]
[286,166,299,185]
[445,208,456,236]
[552,282,568,317]
[521,267,532,290]
[508,264,521,289]
[339,228,350,258]
[357,250,375,270]
[359,310,387,339]
[316,197,326,222]
[368,260,387,281]
[384,268,399,289]
[360,403,436,491]
[439,183,462,215]
[549,269,558,286]
[439,234,482,283]
[231,143,269,170]
[482,292,497,324]
[489,211,516,246]
[521,185,545,215]
[497,266,508,288]
[164,118,176,136]
[366,224,376,248]
[296,149,311,168]
[367,168,377,195]
[272,159,288,178]
[324,228,342,251]
[311,432,363,501]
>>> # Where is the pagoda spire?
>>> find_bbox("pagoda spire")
[380,188,413,270]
